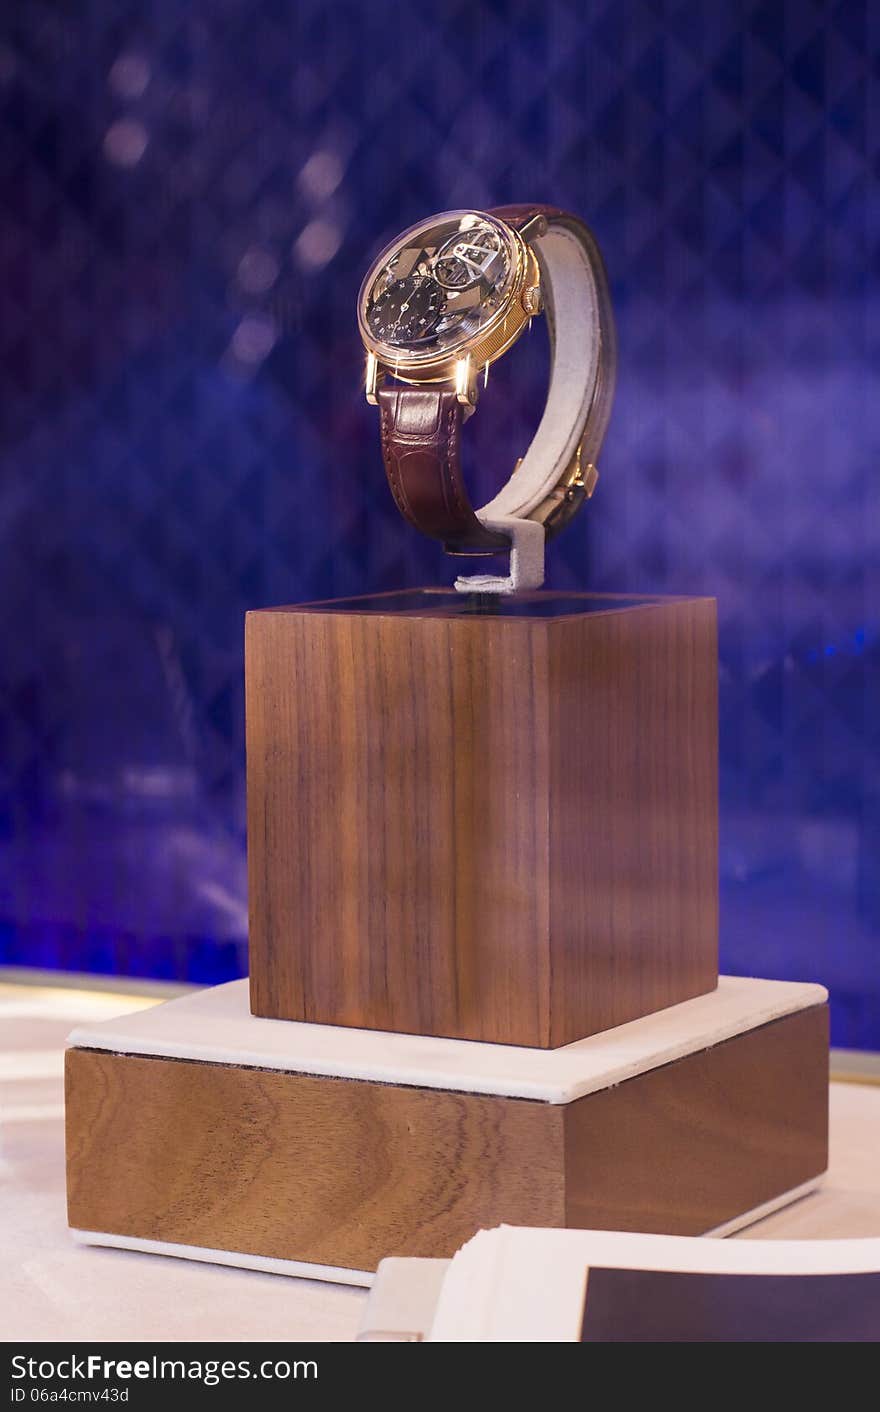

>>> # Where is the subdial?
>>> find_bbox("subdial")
[367,274,446,346]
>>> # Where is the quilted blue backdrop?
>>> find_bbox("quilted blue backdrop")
[1,1,877,1046]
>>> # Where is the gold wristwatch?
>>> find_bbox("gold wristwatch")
[358,204,616,561]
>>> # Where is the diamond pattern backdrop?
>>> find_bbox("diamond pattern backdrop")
[0,1,877,1045]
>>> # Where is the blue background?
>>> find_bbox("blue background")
[1,1,877,1046]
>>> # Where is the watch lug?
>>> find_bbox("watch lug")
[516,211,549,245]
[365,351,383,406]
[454,354,479,408]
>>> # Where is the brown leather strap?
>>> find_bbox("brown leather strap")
[488,203,562,229]
[377,385,509,554]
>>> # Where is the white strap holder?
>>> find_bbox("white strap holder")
[455,213,614,594]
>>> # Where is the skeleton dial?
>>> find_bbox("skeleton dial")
[362,213,515,355]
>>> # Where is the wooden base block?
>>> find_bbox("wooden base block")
[246,590,719,1047]
[65,979,829,1276]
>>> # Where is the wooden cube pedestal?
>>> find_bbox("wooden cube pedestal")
[246,589,719,1047]
[66,977,829,1283]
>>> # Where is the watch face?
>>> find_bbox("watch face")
[359,210,522,365]
[367,272,447,346]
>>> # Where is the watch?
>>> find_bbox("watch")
[357,205,616,590]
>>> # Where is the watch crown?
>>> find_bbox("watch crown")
[521,284,543,316]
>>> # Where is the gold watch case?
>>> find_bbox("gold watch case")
[358,208,541,407]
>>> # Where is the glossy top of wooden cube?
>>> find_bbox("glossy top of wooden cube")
[252,588,671,622]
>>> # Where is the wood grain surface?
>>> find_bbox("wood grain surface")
[548,596,719,1044]
[246,590,719,1047]
[65,1007,829,1270]
[564,1002,829,1234]
[66,1048,565,1271]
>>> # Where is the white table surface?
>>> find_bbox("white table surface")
[2,978,879,1343]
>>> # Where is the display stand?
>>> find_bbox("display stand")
[65,589,830,1280]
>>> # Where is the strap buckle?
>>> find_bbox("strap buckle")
[525,439,599,540]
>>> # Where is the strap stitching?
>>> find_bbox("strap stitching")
[379,395,412,523]
[440,399,468,523]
